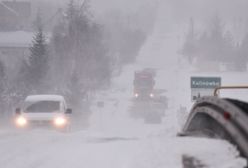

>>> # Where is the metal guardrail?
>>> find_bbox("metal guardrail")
[214,86,248,96]
[181,96,248,159]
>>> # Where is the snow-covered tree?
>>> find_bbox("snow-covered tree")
[51,0,111,96]
[182,18,197,63]
[0,60,5,106]
[182,15,239,70]
[237,34,248,71]
[28,27,49,91]
[19,13,49,93]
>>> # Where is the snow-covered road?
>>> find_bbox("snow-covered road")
[0,121,245,168]
[0,82,245,168]
[0,70,244,167]
[0,64,247,168]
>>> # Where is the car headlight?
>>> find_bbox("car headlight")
[54,117,67,127]
[150,93,154,98]
[15,116,27,127]
[134,93,139,98]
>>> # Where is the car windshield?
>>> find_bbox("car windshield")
[25,101,60,113]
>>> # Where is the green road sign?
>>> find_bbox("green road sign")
[191,76,221,101]
[191,77,221,89]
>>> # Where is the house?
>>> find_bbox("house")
[0,31,33,77]
[0,31,51,77]
[0,1,31,31]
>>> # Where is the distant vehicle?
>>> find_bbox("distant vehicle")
[133,68,156,100]
[14,95,72,130]
[131,68,168,124]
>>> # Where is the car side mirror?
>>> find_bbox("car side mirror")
[15,108,21,115]
[66,108,72,114]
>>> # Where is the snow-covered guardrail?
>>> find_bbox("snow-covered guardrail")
[181,96,248,159]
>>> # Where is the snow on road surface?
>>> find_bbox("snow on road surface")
[0,131,244,168]
[0,111,245,168]
[0,1,247,168]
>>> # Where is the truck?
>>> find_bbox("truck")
[133,68,156,100]
[131,68,168,124]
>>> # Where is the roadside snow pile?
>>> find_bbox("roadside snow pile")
[148,136,247,168]
[178,137,247,168]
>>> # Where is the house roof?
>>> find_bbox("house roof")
[0,31,51,48]
[0,31,33,48]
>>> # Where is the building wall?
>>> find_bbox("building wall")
[0,46,30,78]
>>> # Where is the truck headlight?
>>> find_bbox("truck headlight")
[54,117,67,127]
[16,116,27,127]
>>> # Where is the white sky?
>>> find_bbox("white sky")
[26,0,248,19]
[90,0,157,16]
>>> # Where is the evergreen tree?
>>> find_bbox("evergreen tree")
[240,34,248,60]
[28,27,49,91]
[0,60,5,83]
[66,0,77,22]
[223,31,235,62]
[237,34,248,71]
[182,17,197,63]
[33,10,43,31]
[206,14,225,61]
[25,13,49,92]
[0,60,5,97]
[0,60,7,115]
[210,15,224,40]
[181,15,240,71]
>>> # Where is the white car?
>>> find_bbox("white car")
[14,95,72,130]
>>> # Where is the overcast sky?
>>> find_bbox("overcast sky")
[165,0,248,20]
[29,0,248,18]
[27,0,248,27]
